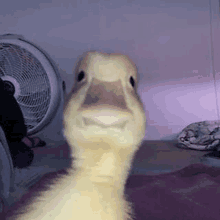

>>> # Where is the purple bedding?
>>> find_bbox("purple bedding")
[126,163,220,220]
[5,163,220,220]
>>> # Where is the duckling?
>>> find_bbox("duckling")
[12,51,146,220]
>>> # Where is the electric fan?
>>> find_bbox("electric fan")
[0,33,64,136]
[0,33,64,210]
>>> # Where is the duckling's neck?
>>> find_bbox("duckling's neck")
[71,142,135,188]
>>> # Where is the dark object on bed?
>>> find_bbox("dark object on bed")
[0,78,34,168]
[203,150,220,158]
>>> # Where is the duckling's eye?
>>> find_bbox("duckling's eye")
[77,71,85,82]
[129,76,135,88]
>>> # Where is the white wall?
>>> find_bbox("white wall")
[1,0,220,141]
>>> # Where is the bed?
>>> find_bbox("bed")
[2,136,220,219]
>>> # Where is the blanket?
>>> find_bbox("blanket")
[4,163,220,220]
[177,120,220,150]
[125,163,220,220]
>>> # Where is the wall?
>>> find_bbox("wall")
[1,0,220,141]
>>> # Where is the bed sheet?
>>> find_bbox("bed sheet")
[126,163,220,220]
[5,163,220,220]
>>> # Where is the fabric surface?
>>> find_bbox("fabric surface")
[125,163,220,220]
[5,163,220,220]
[4,141,220,219]
[177,121,220,150]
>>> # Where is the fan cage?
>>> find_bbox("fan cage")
[0,37,62,135]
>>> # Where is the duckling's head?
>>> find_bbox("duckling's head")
[64,51,146,166]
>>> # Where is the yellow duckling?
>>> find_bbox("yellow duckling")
[12,51,146,220]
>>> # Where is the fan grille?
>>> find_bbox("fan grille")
[0,43,51,131]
